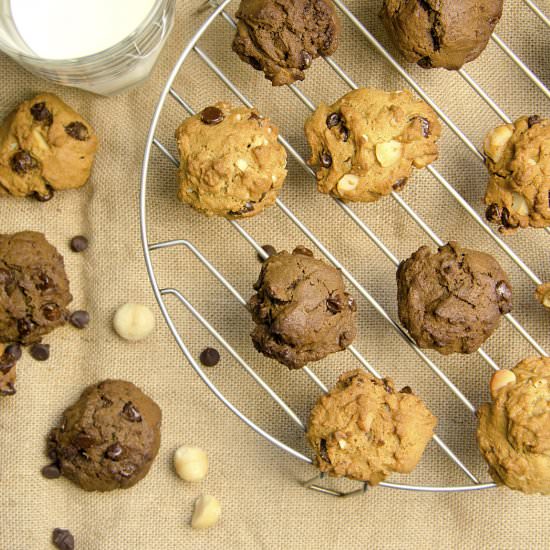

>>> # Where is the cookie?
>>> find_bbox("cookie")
[535,282,550,310]
[176,103,287,219]
[248,246,356,369]
[307,369,437,484]
[232,0,340,86]
[48,380,162,492]
[304,88,440,202]
[484,116,550,234]
[0,231,72,345]
[0,93,98,200]
[397,242,512,355]
[380,0,503,70]
[477,357,550,495]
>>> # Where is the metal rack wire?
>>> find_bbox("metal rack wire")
[140,0,549,495]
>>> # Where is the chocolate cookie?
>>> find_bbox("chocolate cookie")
[397,242,512,355]
[484,116,550,234]
[477,357,550,495]
[0,231,72,345]
[248,246,356,369]
[48,380,161,492]
[305,88,440,203]
[307,369,437,484]
[380,0,503,70]
[175,103,287,219]
[232,0,341,86]
[0,93,98,200]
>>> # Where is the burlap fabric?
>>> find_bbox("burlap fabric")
[1,1,549,548]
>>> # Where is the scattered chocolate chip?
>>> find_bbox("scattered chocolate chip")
[392,178,408,191]
[0,383,16,396]
[10,150,37,174]
[319,151,332,168]
[292,245,314,257]
[122,402,142,422]
[199,347,220,367]
[52,528,74,550]
[326,112,341,129]
[65,121,89,141]
[382,379,393,394]
[0,361,14,375]
[61,445,78,460]
[229,201,254,216]
[347,296,357,312]
[258,244,276,262]
[400,386,413,394]
[319,439,330,463]
[528,115,542,128]
[249,56,263,70]
[249,112,262,121]
[119,463,137,478]
[105,442,123,461]
[72,432,94,450]
[69,310,90,329]
[43,303,62,321]
[418,56,432,69]
[200,106,224,125]
[326,297,342,313]
[36,272,54,291]
[17,318,33,337]
[33,186,54,202]
[485,203,502,223]
[100,395,113,407]
[418,117,430,137]
[41,463,61,479]
[30,102,53,125]
[30,343,50,361]
[4,343,21,362]
[340,125,350,142]
[70,235,88,252]
[501,207,518,229]
[300,50,312,70]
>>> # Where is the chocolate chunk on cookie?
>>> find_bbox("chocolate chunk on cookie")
[305,88,440,203]
[397,242,512,355]
[380,0,503,70]
[0,232,72,345]
[0,93,98,199]
[175,103,287,219]
[248,246,356,369]
[48,379,161,492]
[232,0,341,86]
[307,369,437,483]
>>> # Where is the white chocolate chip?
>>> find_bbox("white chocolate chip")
[489,369,517,399]
[527,159,537,166]
[337,439,347,449]
[485,125,514,162]
[235,158,248,172]
[271,174,277,182]
[375,140,402,167]
[361,134,369,142]
[250,136,265,148]
[543,293,550,309]
[191,495,221,530]
[174,446,208,482]
[511,192,529,216]
[113,303,155,341]
[32,128,50,151]
[267,127,272,134]
[337,174,359,193]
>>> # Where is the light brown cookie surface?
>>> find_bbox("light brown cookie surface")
[305,88,440,203]
[176,103,287,219]
[0,93,98,199]
[307,369,437,484]
[535,282,550,310]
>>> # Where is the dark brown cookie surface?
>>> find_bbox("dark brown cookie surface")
[397,242,512,355]
[48,380,161,492]
[380,0,503,70]
[248,247,356,369]
[232,0,340,86]
[0,231,72,345]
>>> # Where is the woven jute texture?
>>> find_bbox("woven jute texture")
[1,0,549,548]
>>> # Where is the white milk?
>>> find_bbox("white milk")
[11,0,156,59]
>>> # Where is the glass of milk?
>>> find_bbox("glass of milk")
[0,0,175,96]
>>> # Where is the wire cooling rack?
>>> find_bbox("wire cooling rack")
[140,0,550,495]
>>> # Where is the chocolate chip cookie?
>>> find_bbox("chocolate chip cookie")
[380,0,503,70]
[484,116,550,234]
[0,231,72,345]
[397,242,512,355]
[48,380,162,492]
[477,356,550,495]
[0,93,98,200]
[232,0,341,86]
[307,369,437,484]
[305,88,440,202]
[248,246,356,369]
[176,103,287,219]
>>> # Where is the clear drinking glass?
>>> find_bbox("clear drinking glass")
[0,0,176,96]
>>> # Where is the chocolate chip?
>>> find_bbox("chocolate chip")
[10,150,37,174]
[418,117,430,137]
[300,50,312,70]
[326,297,342,313]
[0,383,16,396]
[249,112,262,121]
[30,102,53,125]
[4,343,21,361]
[501,207,519,229]
[292,245,314,257]
[495,280,512,303]
[65,121,89,141]
[200,106,224,125]
[17,318,33,337]
[72,432,94,449]
[229,201,254,216]
[33,186,54,202]
[36,272,54,291]
[319,439,330,463]
[119,463,137,478]
[485,203,502,223]
[70,235,88,252]
[105,442,123,461]
[400,386,413,394]
[0,360,14,375]
[30,343,50,361]
[61,445,78,460]
[43,303,62,321]
[100,395,113,407]
[249,56,262,70]
[122,402,142,422]
[392,178,408,191]
[199,347,220,367]
[340,125,350,142]
[326,112,341,129]
[41,463,61,479]
[258,244,276,262]
[528,115,542,128]
[52,528,74,550]
[69,310,90,329]
[382,379,393,394]
[418,56,432,69]
[319,151,332,168]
